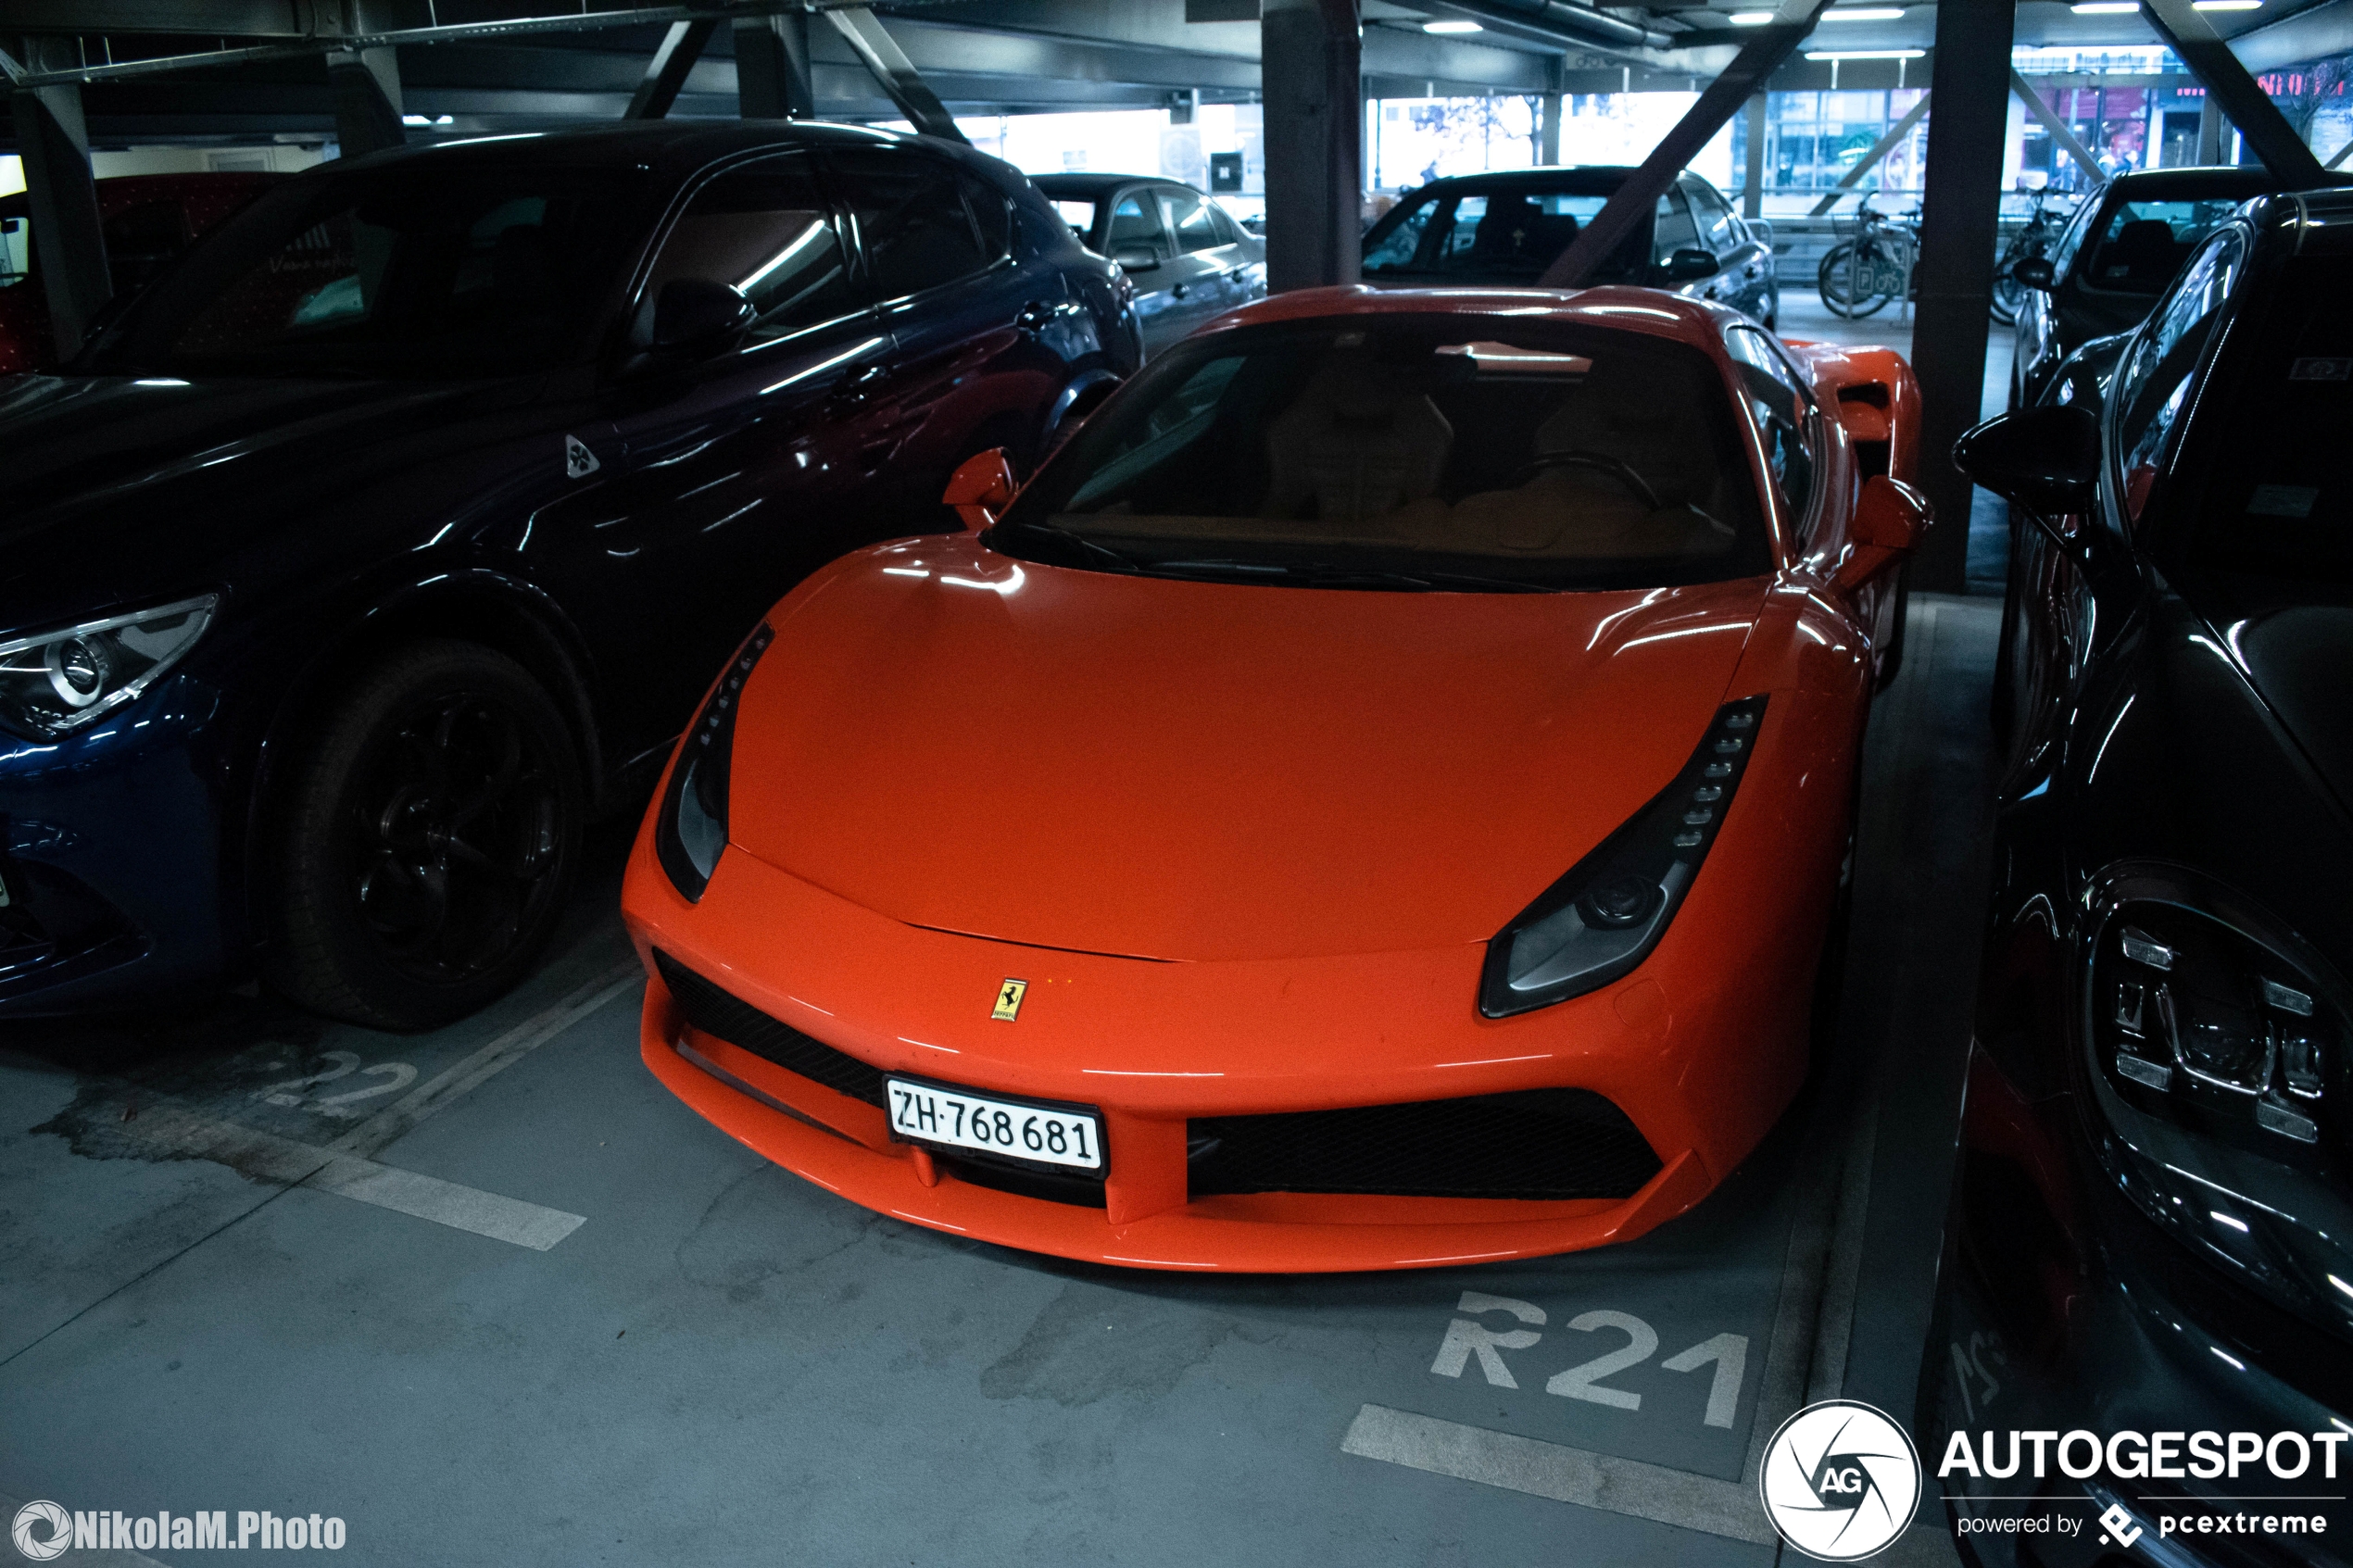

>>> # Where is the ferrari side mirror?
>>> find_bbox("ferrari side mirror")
[1831,474,1931,594]
[943,447,1016,532]
[1954,405,2097,516]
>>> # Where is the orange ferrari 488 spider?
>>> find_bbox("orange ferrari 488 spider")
[623,286,1928,1272]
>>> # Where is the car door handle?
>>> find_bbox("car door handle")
[1016,299,1081,335]
[1170,282,1189,300]
[824,361,891,416]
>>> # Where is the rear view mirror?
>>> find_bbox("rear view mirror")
[1110,245,1161,273]
[1832,474,1931,593]
[1666,248,1719,282]
[943,447,1016,532]
[1953,405,2097,516]
[650,278,753,357]
[2010,256,2056,292]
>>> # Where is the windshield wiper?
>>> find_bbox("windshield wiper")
[1151,558,1555,594]
[995,516,1145,572]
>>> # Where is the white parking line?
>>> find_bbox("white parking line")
[1340,1404,1776,1545]
[116,1099,586,1252]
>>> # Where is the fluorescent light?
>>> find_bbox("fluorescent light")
[1422,18,1484,31]
[1823,6,1906,18]
[2192,1,2260,9]
[1730,9,1775,20]
[1806,47,1926,57]
[2071,4,2140,12]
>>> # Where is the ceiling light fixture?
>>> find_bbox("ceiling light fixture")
[1806,47,1926,57]
[1422,18,1485,31]
[2070,3,2141,12]
[1729,10,1775,20]
[1822,7,1907,19]
[2191,1,2261,10]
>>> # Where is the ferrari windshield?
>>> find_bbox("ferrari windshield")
[82,162,648,379]
[998,315,1770,591]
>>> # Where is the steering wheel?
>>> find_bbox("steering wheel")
[1516,449,1662,509]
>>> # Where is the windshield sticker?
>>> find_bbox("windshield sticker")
[2289,357,2353,382]
[2247,484,2320,518]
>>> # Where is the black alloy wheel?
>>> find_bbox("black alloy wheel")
[268,641,583,1030]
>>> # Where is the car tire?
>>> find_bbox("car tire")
[265,640,584,1031]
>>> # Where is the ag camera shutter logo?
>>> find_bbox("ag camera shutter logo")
[1759,1399,1923,1560]
[12,1500,69,1562]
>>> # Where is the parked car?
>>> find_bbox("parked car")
[623,285,1927,1272]
[0,171,284,376]
[1933,191,2353,1562]
[1032,173,1267,356]
[0,121,1139,1028]
[1361,167,1779,327]
[2006,166,2286,410]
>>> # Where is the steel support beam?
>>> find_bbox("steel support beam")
[10,35,108,359]
[1262,0,1362,292]
[625,17,716,118]
[1806,88,1931,216]
[736,12,814,119]
[327,44,405,157]
[2008,70,2105,182]
[1908,0,2015,594]
[824,6,963,140]
[1742,92,1767,217]
[1539,0,1834,289]
[2140,0,2322,181]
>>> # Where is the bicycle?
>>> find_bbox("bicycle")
[1990,186,2073,327]
[1816,198,1916,320]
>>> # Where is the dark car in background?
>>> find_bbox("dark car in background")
[0,120,1139,1030]
[1932,191,2353,1562]
[1031,172,1266,355]
[0,170,285,375]
[1361,167,1779,327]
[2007,166,2287,410]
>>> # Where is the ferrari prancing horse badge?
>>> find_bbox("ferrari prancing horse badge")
[992,979,1027,1022]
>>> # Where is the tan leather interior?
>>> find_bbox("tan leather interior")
[1261,352,1454,527]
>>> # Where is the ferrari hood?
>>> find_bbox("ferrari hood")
[727,539,1770,961]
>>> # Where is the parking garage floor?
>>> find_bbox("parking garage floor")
[0,590,1997,1567]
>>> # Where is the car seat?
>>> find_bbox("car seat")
[1261,351,1454,526]
[2096,219,2184,288]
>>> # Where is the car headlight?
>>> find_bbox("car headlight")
[2082,865,2351,1334]
[0,595,218,739]
[1480,696,1768,1018]
[654,622,774,903]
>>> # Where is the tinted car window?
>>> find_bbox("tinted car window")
[92,166,646,378]
[1108,192,1165,256]
[2080,198,2242,295]
[1003,315,1769,589]
[1163,187,1224,253]
[1654,189,1699,263]
[1362,186,1646,282]
[2114,229,2244,522]
[643,154,856,340]
[1688,182,1740,254]
[1724,324,1815,526]
[2175,253,2353,581]
[2047,188,2106,281]
[827,148,988,299]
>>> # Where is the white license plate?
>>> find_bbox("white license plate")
[885,1077,1103,1171]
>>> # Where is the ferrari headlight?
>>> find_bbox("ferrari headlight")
[0,595,218,739]
[1480,696,1768,1018]
[654,622,774,903]
[2082,866,2352,1336]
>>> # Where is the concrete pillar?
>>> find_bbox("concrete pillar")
[327,44,405,158]
[736,13,815,119]
[1743,92,1768,217]
[10,36,109,360]
[1907,0,2017,593]
[2197,94,2223,163]
[1261,0,1362,292]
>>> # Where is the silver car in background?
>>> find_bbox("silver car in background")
[1034,173,1268,356]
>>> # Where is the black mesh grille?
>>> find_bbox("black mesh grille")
[1187,1088,1661,1200]
[655,951,885,1107]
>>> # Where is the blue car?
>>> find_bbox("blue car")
[0,120,1139,1028]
